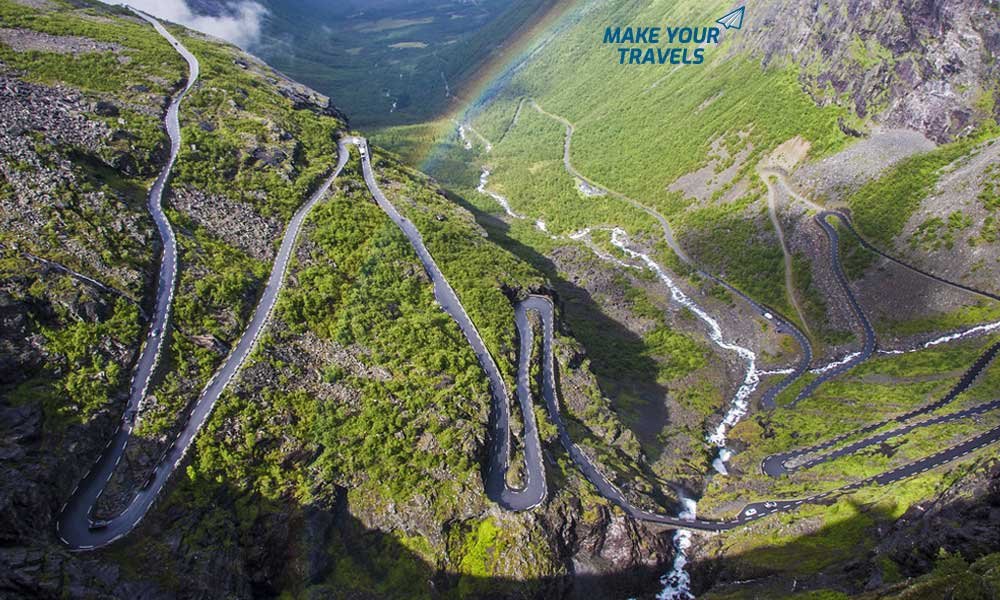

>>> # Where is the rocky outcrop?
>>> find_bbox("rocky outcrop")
[0,74,159,293]
[737,0,999,142]
[170,185,282,262]
[876,461,1000,574]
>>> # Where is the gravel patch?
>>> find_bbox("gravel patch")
[8,0,55,9]
[169,185,282,262]
[669,133,753,204]
[853,255,971,344]
[893,138,1000,296]
[793,128,935,203]
[780,185,859,348]
[0,28,128,62]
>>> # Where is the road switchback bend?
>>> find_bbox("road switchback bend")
[58,11,349,549]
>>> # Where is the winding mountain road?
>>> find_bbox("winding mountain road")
[501,295,1000,531]
[356,133,1000,530]
[527,99,813,409]
[348,137,547,511]
[762,329,1000,478]
[56,20,1000,547]
[756,181,1000,483]
[459,100,1000,529]
[787,213,878,407]
[57,11,349,549]
[766,168,1000,304]
[56,9,196,550]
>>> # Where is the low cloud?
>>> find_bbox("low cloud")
[118,0,267,48]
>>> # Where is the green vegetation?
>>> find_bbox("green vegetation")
[1,241,144,435]
[978,162,1000,211]
[469,0,849,217]
[468,97,524,146]
[481,103,656,235]
[18,150,157,294]
[38,298,140,422]
[455,518,502,579]
[446,516,560,597]
[170,30,343,222]
[866,550,1000,600]
[846,131,995,249]
[0,0,170,439]
[0,0,183,96]
[878,302,1000,338]
[594,277,709,383]
[675,184,791,315]
[196,185,487,505]
[976,215,1000,244]
[371,151,544,385]
[791,251,853,346]
[137,213,268,436]
[910,211,973,252]
[849,35,893,71]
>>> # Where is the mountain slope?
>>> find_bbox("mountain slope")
[4,0,1000,598]
[0,1,683,597]
[427,0,1000,597]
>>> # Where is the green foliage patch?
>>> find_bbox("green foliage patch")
[0,0,184,95]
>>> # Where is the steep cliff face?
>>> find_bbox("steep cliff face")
[736,0,1000,142]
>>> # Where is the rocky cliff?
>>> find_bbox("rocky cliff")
[737,0,1000,142]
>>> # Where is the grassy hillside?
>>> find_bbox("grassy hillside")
[398,0,1000,597]
[0,2,680,596]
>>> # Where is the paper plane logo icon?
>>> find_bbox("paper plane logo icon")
[716,6,745,30]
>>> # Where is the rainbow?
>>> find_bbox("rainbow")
[401,0,584,172]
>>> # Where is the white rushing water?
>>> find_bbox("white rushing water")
[609,228,763,600]
[924,321,1000,347]
[476,168,524,220]
[457,124,473,150]
[609,229,759,456]
[468,138,1000,599]
[810,351,861,375]
[657,497,697,600]
[467,140,767,600]
[759,368,795,376]
[819,320,1000,364]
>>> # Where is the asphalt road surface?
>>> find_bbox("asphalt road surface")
[826,211,1000,302]
[455,102,1000,529]
[57,66,1000,544]
[788,212,878,407]
[348,137,547,511]
[762,340,1000,477]
[529,98,813,409]
[57,9,198,550]
[57,11,349,549]
[502,296,1000,531]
